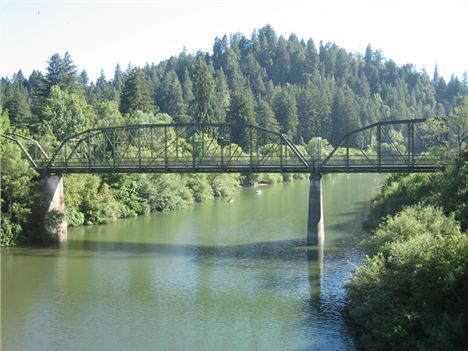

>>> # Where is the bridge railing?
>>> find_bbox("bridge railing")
[40,123,310,172]
[3,120,454,174]
[320,118,453,171]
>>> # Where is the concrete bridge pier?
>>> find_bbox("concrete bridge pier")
[41,174,67,241]
[307,173,324,246]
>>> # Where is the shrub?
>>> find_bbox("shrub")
[347,207,468,350]
[367,205,461,256]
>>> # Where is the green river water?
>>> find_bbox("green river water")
[1,174,381,351]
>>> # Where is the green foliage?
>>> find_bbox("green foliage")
[369,150,468,230]
[208,174,240,196]
[273,89,298,141]
[0,112,38,245]
[346,207,468,351]
[120,68,155,115]
[347,151,468,350]
[186,174,214,203]
[190,56,219,123]
[39,85,94,141]
[228,91,256,148]
[64,175,121,225]
[367,205,461,257]
[148,174,193,212]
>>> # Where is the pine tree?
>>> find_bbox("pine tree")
[156,70,186,121]
[190,56,218,123]
[273,89,298,141]
[256,99,279,132]
[119,69,156,115]
[4,85,32,129]
[227,91,255,149]
[42,52,79,96]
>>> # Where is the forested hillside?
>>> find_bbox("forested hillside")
[1,25,466,245]
[3,25,466,146]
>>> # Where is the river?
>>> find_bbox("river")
[1,174,381,351]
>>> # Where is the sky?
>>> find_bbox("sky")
[2,0,467,82]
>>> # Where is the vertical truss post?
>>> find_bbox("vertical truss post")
[377,123,382,169]
[164,126,168,169]
[249,127,253,168]
[64,142,68,170]
[346,135,349,172]
[256,128,259,167]
[112,131,116,170]
[221,143,224,168]
[407,122,411,168]
[138,128,141,169]
[410,122,415,167]
[88,132,92,170]
[150,127,154,159]
[201,129,204,166]
[192,129,196,169]
[280,137,283,169]
[175,127,179,160]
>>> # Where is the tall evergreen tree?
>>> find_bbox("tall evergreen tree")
[42,52,79,96]
[156,70,186,121]
[119,69,156,115]
[190,56,218,123]
[273,89,298,141]
[256,99,279,132]
[227,91,256,149]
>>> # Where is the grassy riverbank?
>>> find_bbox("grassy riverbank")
[345,151,468,350]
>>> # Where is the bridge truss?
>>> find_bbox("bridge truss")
[2,119,454,174]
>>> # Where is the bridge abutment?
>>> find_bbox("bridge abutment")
[41,174,67,241]
[307,174,324,246]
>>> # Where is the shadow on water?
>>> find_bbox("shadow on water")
[5,238,315,261]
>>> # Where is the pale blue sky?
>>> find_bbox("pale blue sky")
[2,0,467,82]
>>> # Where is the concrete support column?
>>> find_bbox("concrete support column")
[41,174,67,241]
[307,174,324,246]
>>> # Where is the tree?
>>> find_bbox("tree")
[227,91,256,149]
[40,85,95,141]
[255,99,279,133]
[156,70,186,121]
[42,52,79,96]
[119,68,156,115]
[4,73,32,129]
[0,111,38,245]
[190,56,218,123]
[448,97,468,156]
[331,85,361,146]
[273,89,298,141]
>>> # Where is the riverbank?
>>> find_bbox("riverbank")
[0,170,307,246]
[345,151,468,350]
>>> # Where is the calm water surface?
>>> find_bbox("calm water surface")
[2,174,381,351]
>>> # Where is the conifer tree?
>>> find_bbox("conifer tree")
[227,91,256,149]
[119,69,156,115]
[190,56,218,123]
[273,89,298,141]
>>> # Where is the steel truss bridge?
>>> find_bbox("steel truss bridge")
[3,119,454,175]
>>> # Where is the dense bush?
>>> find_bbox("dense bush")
[347,207,468,350]
[62,172,242,228]
[347,150,468,350]
[0,113,40,245]
[368,150,468,230]
[366,205,461,257]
